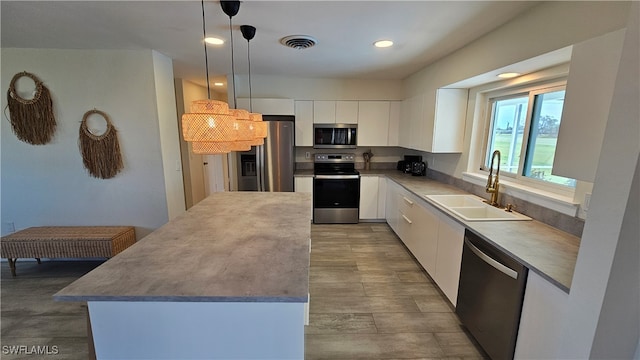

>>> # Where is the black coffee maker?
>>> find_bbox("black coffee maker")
[411,161,427,176]
[397,155,423,174]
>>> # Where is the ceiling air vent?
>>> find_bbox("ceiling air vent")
[280,35,317,50]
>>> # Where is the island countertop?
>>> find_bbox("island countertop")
[54,192,312,303]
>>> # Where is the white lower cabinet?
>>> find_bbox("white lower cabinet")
[385,181,401,233]
[360,175,387,220]
[294,177,313,193]
[432,213,465,306]
[411,202,439,276]
[376,177,387,220]
[385,179,465,306]
[294,177,313,219]
[514,271,569,359]
[360,176,379,220]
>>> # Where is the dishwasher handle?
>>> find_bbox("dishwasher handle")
[465,238,518,279]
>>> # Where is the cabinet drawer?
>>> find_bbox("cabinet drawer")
[397,190,417,214]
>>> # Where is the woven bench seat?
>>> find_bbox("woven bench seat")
[1,226,136,276]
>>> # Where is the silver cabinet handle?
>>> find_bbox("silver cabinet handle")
[403,197,414,205]
[465,238,518,279]
[402,215,413,224]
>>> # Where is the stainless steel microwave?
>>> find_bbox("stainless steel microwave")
[313,124,357,149]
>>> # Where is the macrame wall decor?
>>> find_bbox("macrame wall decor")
[79,109,124,179]
[6,71,56,145]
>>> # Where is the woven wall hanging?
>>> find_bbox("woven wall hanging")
[79,109,123,179]
[6,71,56,145]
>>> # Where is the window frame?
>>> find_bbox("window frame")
[479,79,575,195]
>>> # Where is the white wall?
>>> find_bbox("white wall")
[232,74,402,101]
[404,1,630,98]
[560,3,639,357]
[175,79,208,209]
[1,49,172,238]
[152,51,185,220]
[402,1,630,177]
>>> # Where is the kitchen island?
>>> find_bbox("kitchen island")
[54,192,312,360]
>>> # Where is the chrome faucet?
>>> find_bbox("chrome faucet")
[486,150,500,207]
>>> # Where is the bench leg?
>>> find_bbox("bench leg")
[36,258,41,264]
[7,258,16,277]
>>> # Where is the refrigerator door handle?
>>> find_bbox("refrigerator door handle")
[262,145,267,191]
[256,145,263,191]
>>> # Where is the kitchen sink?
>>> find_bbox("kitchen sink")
[424,194,486,207]
[424,194,531,221]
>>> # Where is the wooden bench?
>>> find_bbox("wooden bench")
[1,226,136,277]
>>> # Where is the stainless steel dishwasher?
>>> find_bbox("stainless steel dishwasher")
[456,230,528,360]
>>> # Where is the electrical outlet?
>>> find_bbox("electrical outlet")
[305,151,311,159]
[584,193,592,212]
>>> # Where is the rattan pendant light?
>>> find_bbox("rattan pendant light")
[221,0,265,150]
[181,0,235,155]
[241,24,267,147]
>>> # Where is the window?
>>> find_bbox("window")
[484,84,576,188]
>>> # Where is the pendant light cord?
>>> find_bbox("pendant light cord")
[247,40,252,112]
[201,0,211,99]
[229,17,237,109]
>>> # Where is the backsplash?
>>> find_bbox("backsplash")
[426,168,585,237]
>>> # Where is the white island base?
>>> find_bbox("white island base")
[88,301,306,359]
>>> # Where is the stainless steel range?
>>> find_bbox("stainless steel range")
[313,153,360,224]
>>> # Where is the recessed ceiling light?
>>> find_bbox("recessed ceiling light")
[497,72,521,79]
[214,82,224,87]
[374,40,394,48]
[205,37,224,45]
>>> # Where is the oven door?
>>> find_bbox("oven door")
[313,175,360,224]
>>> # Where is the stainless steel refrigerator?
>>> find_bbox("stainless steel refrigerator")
[236,115,295,192]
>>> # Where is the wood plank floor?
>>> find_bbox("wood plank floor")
[305,223,486,360]
[0,223,486,359]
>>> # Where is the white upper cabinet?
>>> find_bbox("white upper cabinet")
[313,101,358,124]
[298,100,399,146]
[313,101,336,123]
[388,101,401,146]
[295,100,314,146]
[236,98,294,115]
[409,94,427,151]
[552,29,625,182]
[336,101,359,124]
[430,88,468,152]
[400,94,426,150]
[358,101,391,146]
[399,89,468,153]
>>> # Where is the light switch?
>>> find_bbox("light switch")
[584,193,592,212]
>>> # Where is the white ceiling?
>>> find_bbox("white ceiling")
[2,1,542,89]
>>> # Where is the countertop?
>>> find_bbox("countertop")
[54,192,312,303]
[295,169,580,292]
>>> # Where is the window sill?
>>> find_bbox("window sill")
[462,172,580,217]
